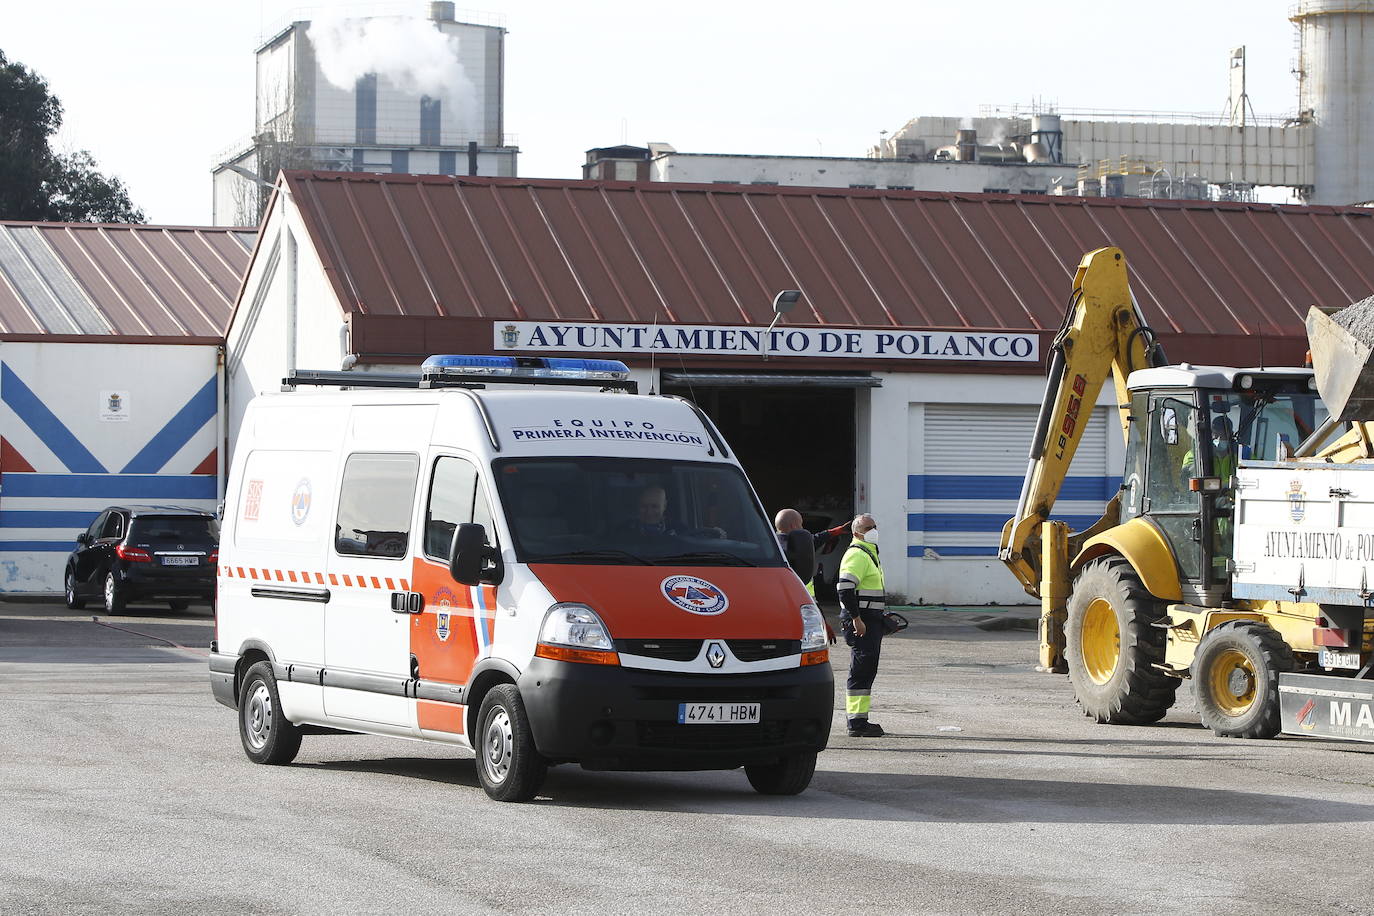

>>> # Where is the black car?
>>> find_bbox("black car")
[65,506,219,613]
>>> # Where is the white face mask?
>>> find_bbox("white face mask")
[862,528,879,543]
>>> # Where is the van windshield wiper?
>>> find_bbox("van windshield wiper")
[653,551,756,567]
[529,549,654,566]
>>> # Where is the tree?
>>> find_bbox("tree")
[0,50,144,223]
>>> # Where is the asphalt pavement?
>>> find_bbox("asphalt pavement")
[2,600,1371,915]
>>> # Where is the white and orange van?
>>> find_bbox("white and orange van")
[209,356,833,801]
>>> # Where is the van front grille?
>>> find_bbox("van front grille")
[616,639,701,661]
[727,639,800,661]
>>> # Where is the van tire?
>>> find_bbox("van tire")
[745,750,817,795]
[474,684,546,802]
[104,573,126,615]
[239,661,302,765]
[64,569,86,610]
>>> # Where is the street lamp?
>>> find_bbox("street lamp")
[762,289,802,360]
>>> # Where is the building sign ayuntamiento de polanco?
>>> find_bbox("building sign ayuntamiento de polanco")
[495,322,1038,362]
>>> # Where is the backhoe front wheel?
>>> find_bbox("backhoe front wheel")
[1191,621,1293,738]
[1065,557,1179,724]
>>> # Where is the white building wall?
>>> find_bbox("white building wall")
[0,342,222,593]
[226,194,351,459]
[652,154,1075,193]
[864,370,1119,607]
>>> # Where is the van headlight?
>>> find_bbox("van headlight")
[535,603,619,665]
[800,603,827,651]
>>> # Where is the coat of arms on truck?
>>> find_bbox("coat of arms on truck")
[1289,479,1306,523]
[501,324,519,347]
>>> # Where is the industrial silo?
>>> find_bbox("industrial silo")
[1294,0,1374,205]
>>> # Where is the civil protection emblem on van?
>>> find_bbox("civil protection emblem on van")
[1289,479,1306,523]
[291,479,312,526]
[501,324,520,348]
[661,575,728,615]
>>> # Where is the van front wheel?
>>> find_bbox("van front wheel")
[745,750,817,795]
[474,684,547,802]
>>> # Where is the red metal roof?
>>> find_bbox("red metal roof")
[280,171,1374,362]
[0,222,256,341]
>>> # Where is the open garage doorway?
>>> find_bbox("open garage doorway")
[661,372,871,598]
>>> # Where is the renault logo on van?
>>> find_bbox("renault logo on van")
[661,575,729,615]
[706,642,726,668]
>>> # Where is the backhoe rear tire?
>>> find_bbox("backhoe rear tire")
[1191,621,1293,738]
[1065,556,1179,725]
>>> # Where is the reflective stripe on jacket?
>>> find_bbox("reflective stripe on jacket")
[837,540,885,612]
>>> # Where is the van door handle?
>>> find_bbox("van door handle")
[390,591,424,614]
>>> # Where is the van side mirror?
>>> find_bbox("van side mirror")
[449,523,504,586]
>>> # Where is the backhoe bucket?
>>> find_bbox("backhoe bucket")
[1306,305,1374,422]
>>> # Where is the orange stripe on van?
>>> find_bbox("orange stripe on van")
[287,571,297,583]
[236,567,245,578]
[371,577,381,589]
[329,574,338,586]
[315,572,325,585]
[248,568,258,579]
[384,578,395,590]
[343,575,353,587]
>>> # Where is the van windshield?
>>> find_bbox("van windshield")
[492,458,785,567]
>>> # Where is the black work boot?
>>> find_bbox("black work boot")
[847,719,885,738]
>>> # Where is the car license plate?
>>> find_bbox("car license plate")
[1320,648,1362,670]
[677,702,760,724]
[161,556,199,567]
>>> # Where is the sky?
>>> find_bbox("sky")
[3,0,1305,226]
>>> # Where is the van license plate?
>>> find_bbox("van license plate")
[1320,648,1361,670]
[161,556,198,567]
[677,702,760,724]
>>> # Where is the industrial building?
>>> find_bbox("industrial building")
[0,222,255,592]
[590,1,1374,206]
[212,2,517,225]
[225,171,1374,606]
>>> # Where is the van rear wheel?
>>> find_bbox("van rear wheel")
[474,684,546,802]
[239,661,302,765]
[745,750,817,795]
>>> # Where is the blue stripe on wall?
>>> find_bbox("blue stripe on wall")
[121,377,217,474]
[0,363,107,473]
[0,474,217,499]
[907,545,999,557]
[908,513,1103,533]
[907,474,1122,501]
[0,510,101,529]
[0,541,80,553]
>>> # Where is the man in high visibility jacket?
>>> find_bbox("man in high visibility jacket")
[836,513,887,738]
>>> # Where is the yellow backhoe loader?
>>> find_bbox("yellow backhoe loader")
[1001,246,1374,740]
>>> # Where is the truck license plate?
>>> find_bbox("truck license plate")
[1320,648,1362,670]
[677,702,760,724]
[161,556,199,567]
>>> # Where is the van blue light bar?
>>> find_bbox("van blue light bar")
[421,355,631,382]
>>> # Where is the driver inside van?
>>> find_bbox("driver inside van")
[620,485,725,539]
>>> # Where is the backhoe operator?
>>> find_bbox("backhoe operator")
[837,513,887,738]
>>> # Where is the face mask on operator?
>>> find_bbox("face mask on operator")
[862,528,879,543]
[1213,436,1232,455]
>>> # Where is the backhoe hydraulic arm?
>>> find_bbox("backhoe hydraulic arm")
[998,247,1163,668]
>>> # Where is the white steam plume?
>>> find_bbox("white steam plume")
[311,15,480,139]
